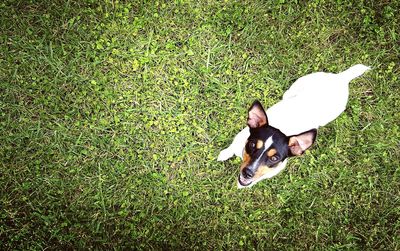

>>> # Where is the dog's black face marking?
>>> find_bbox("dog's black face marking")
[247,126,289,165]
[239,100,317,187]
[241,125,290,180]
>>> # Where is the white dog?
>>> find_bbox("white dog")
[218,64,370,188]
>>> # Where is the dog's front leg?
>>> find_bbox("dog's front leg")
[217,127,250,161]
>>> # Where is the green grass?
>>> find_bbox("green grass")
[1,0,399,249]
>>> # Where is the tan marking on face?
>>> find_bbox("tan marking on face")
[254,165,273,179]
[256,140,263,149]
[267,148,277,157]
[240,151,251,171]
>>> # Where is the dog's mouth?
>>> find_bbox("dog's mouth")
[238,175,253,187]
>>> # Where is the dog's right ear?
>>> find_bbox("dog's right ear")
[288,129,317,156]
[247,100,268,128]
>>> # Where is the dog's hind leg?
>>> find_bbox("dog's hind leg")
[217,127,250,161]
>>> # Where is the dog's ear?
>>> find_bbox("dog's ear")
[288,129,317,156]
[247,100,268,128]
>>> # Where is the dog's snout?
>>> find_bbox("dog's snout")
[242,168,254,179]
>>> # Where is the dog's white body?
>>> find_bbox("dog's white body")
[218,64,370,163]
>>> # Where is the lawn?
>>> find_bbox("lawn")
[1,0,399,249]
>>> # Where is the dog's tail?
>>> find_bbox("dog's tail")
[339,64,371,81]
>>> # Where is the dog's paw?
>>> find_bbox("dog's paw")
[217,149,233,161]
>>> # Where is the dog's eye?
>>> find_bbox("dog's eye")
[249,141,256,149]
[270,155,279,162]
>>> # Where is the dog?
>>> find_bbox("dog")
[217,64,370,188]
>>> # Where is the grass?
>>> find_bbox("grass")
[1,0,399,249]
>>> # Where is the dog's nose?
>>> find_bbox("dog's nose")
[242,168,254,179]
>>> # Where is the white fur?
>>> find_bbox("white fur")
[217,127,250,161]
[268,64,371,136]
[218,64,370,186]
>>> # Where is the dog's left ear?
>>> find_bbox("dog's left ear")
[247,100,268,128]
[288,129,317,156]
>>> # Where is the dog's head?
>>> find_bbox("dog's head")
[238,100,317,188]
